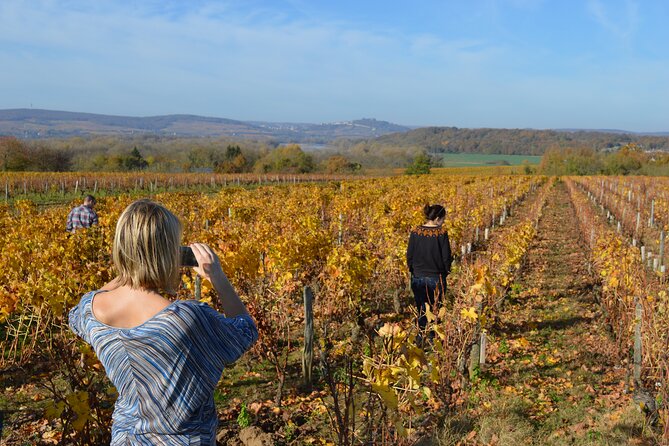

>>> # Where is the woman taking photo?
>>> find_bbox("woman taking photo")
[69,199,257,445]
[407,204,452,333]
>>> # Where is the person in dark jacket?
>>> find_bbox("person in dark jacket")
[407,204,452,331]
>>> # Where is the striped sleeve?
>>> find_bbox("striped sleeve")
[68,293,92,343]
[196,303,258,366]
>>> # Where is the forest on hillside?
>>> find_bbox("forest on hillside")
[335,127,669,156]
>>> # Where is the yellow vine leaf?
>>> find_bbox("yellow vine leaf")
[461,307,478,322]
[372,382,399,410]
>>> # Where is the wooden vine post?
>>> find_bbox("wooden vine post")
[660,231,665,271]
[194,276,202,301]
[479,332,487,366]
[302,286,315,389]
[633,296,642,386]
[338,213,344,246]
[649,200,655,228]
[468,301,484,379]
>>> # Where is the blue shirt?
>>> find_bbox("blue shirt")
[69,290,258,445]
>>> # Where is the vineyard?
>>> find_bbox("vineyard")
[0,172,359,204]
[0,173,668,445]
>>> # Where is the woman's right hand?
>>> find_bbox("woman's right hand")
[190,243,225,283]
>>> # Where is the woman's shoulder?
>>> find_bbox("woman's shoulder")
[73,290,102,312]
[173,299,210,311]
[69,290,107,340]
[175,300,255,325]
[174,300,244,318]
[170,299,221,320]
[171,301,256,339]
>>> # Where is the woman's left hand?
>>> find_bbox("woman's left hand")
[190,243,225,283]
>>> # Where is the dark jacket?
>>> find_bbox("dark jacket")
[407,225,452,277]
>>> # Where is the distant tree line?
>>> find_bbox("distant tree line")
[6,132,669,176]
[0,136,362,174]
[540,144,669,176]
[338,127,669,157]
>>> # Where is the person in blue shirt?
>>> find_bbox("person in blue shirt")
[69,199,257,445]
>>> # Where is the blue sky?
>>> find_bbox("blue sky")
[1,0,667,131]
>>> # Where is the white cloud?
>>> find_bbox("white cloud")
[0,0,502,86]
[586,0,639,43]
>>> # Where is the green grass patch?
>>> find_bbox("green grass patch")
[440,153,542,168]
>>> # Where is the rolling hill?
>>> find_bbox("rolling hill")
[0,109,411,141]
[2,109,668,156]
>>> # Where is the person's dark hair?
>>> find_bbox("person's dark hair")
[84,195,96,205]
[423,204,446,221]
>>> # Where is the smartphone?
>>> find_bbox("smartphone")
[180,246,198,267]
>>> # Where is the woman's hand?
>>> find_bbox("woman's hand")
[190,243,225,283]
[190,243,248,317]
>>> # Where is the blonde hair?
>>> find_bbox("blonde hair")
[112,200,182,293]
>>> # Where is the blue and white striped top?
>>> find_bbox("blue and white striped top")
[69,290,258,446]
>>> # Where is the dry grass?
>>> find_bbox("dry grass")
[431,397,660,446]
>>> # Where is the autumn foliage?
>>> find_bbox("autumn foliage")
[2,173,552,444]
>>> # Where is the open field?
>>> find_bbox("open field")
[1,173,667,445]
[439,153,542,167]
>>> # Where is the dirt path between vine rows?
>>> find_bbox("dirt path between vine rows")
[453,181,656,446]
